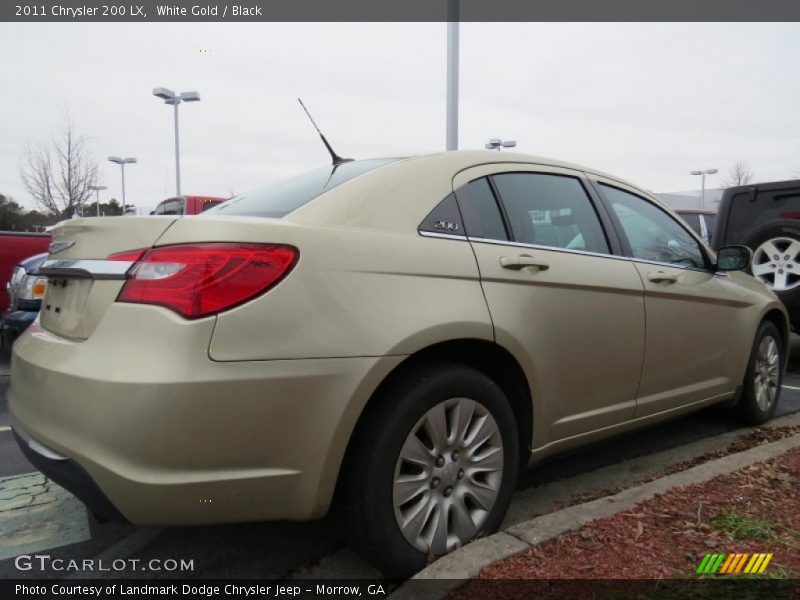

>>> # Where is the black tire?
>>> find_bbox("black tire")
[743,219,800,305]
[341,362,519,578]
[737,320,784,425]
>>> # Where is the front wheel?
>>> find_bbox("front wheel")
[737,321,784,425]
[342,363,519,578]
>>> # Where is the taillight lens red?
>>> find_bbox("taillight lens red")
[116,243,298,319]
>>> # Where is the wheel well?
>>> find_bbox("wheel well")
[763,309,790,358]
[339,339,533,488]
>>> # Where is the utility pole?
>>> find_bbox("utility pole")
[446,0,459,151]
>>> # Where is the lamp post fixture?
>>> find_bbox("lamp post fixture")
[152,87,201,211]
[485,138,517,151]
[107,157,137,215]
[88,185,107,217]
[690,168,718,210]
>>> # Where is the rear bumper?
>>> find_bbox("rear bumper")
[9,304,403,525]
[13,427,127,522]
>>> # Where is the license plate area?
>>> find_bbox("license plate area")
[39,278,95,339]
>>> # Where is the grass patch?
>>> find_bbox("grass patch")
[710,512,779,541]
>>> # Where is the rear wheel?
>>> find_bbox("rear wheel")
[744,220,800,303]
[342,363,519,578]
[737,321,784,425]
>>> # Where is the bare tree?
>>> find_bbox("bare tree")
[723,160,754,188]
[20,113,99,218]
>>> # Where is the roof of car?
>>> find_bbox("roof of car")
[289,151,664,233]
[403,150,635,185]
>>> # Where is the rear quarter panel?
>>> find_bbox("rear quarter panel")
[155,216,494,360]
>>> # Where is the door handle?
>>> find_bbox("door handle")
[647,271,678,284]
[499,255,550,271]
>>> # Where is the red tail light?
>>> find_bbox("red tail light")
[116,243,298,319]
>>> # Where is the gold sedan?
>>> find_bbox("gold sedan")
[9,151,787,577]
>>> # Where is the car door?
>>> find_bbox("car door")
[593,179,747,417]
[452,165,646,444]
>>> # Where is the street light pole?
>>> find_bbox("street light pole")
[108,157,137,215]
[173,99,181,198]
[88,185,107,217]
[690,168,718,210]
[153,87,201,214]
[446,0,459,151]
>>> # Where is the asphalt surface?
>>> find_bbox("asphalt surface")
[1,337,800,580]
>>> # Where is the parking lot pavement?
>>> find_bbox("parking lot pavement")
[2,336,800,580]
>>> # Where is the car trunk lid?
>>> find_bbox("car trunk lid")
[38,217,178,340]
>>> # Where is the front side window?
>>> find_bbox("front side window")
[491,173,610,254]
[601,185,706,269]
[704,214,717,244]
[680,213,702,236]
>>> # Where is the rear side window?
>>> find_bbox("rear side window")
[206,159,397,219]
[419,194,465,236]
[491,173,610,254]
[455,178,508,241]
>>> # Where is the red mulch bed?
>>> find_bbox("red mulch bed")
[452,446,800,596]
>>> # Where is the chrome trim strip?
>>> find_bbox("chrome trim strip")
[418,230,724,274]
[628,257,709,274]
[418,230,466,241]
[465,236,633,262]
[40,259,134,280]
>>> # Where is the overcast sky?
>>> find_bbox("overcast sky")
[1,22,798,211]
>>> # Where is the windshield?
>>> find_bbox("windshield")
[205,158,398,219]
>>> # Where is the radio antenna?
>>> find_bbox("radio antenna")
[297,98,352,166]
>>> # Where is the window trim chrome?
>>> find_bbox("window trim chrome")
[39,259,134,280]
[419,229,631,262]
[419,229,727,275]
[418,230,466,241]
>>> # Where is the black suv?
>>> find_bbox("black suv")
[714,179,800,328]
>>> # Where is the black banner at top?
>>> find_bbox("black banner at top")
[4,0,800,23]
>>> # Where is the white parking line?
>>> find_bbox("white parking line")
[783,384,800,391]
[0,426,10,432]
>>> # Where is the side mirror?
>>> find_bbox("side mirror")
[716,245,752,272]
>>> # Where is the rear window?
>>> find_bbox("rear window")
[726,188,800,244]
[205,159,397,219]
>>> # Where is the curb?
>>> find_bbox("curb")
[391,431,800,599]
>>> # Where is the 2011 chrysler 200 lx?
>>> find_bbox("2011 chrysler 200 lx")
[9,151,788,576]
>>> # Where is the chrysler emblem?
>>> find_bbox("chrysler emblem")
[48,240,75,255]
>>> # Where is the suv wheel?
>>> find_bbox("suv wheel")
[744,219,800,301]
[342,363,519,578]
[737,320,784,425]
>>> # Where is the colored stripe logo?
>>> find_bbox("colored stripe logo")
[696,553,773,575]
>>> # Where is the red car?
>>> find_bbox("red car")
[0,232,51,314]
[152,195,226,215]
